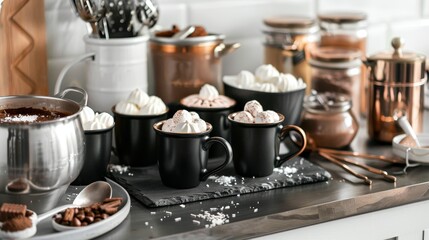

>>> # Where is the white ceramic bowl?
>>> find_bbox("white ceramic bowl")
[392,134,429,163]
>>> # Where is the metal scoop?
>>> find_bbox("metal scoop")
[393,111,421,147]
[75,0,107,38]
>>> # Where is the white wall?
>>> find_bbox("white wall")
[45,0,429,95]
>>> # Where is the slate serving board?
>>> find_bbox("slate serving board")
[107,157,331,208]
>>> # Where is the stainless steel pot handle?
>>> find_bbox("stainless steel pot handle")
[213,43,241,58]
[54,87,88,108]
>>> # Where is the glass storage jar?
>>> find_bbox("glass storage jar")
[318,11,368,116]
[301,92,359,149]
[309,47,361,117]
[263,16,318,94]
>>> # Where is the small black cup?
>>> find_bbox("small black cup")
[153,121,233,189]
[228,112,307,177]
[72,126,114,185]
[179,104,235,158]
[112,107,168,167]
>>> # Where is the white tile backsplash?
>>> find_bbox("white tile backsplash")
[318,0,422,23]
[43,0,429,95]
[389,19,429,57]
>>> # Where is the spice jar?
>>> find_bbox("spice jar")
[263,16,318,94]
[309,47,361,117]
[318,11,368,116]
[366,37,426,142]
[301,92,359,149]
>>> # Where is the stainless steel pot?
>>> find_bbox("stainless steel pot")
[0,87,87,213]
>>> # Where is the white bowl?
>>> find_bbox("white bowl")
[392,134,429,163]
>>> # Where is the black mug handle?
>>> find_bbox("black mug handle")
[200,137,233,181]
[274,125,307,168]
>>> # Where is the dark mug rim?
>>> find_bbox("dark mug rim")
[179,97,236,112]
[227,112,285,127]
[111,106,169,119]
[153,120,213,137]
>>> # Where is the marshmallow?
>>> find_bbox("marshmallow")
[115,101,139,115]
[94,112,114,128]
[236,70,255,88]
[199,84,219,100]
[139,96,167,115]
[80,106,95,124]
[244,100,263,117]
[83,118,105,131]
[174,121,201,133]
[265,110,280,122]
[233,111,254,123]
[259,83,279,93]
[193,118,207,132]
[161,119,176,132]
[172,110,193,124]
[255,111,276,123]
[127,88,149,107]
[255,64,279,82]
[189,111,200,121]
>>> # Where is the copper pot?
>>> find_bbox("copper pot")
[150,34,240,104]
[365,37,426,142]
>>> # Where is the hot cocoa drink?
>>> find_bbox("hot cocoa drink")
[0,108,69,124]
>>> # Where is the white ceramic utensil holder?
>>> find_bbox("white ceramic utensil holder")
[55,35,149,113]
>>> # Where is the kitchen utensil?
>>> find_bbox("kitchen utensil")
[263,15,318,94]
[134,0,159,30]
[75,0,106,38]
[311,90,330,111]
[104,0,135,38]
[172,26,196,39]
[228,112,307,177]
[153,122,233,189]
[150,34,240,104]
[328,154,396,182]
[393,134,429,163]
[394,114,421,147]
[315,147,404,164]
[366,37,426,142]
[319,151,372,185]
[38,181,112,222]
[0,87,87,213]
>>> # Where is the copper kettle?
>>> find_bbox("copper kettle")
[365,37,426,142]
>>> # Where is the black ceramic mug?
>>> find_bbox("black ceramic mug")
[112,107,168,167]
[228,112,307,177]
[72,125,114,185]
[179,105,235,158]
[153,121,233,189]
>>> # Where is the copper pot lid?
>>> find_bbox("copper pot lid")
[150,33,225,45]
[367,37,426,63]
[311,46,361,62]
[318,11,367,24]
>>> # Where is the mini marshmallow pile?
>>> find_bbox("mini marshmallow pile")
[115,88,167,115]
[161,110,207,133]
[223,64,306,93]
[80,106,114,131]
[232,100,280,124]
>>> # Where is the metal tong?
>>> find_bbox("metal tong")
[316,148,399,185]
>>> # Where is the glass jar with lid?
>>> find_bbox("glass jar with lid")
[309,46,361,117]
[263,16,318,94]
[318,11,368,116]
[301,92,359,149]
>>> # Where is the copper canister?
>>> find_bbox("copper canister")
[366,37,426,142]
[262,16,318,94]
[150,34,239,104]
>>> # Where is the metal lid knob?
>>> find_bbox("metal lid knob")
[391,37,404,57]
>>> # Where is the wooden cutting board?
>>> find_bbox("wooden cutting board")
[0,0,48,96]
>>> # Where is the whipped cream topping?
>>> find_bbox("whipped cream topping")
[233,100,280,124]
[115,88,167,115]
[223,64,306,93]
[181,84,235,109]
[161,110,207,133]
[79,106,114,131]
